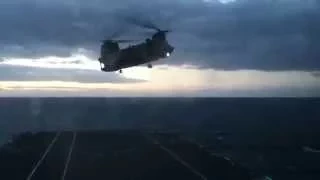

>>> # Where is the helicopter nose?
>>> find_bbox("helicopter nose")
[165,46,174,57]
[167,45,174,54]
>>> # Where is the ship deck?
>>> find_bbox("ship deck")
[0,130,251,180]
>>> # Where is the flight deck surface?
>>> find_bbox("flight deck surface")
[0,130,251,180]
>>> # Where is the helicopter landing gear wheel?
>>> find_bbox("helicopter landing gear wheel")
[147,64,152,68]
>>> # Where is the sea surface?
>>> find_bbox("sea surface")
[0,97,319,179]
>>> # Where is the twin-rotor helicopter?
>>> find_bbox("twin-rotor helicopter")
[98,18,174,73]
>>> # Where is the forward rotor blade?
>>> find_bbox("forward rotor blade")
[161,30,171,33]
[114,40,136,43]
[122,16,161,31]
[106,29,125,40]
[102,22,130,41]
[101,39,136,43]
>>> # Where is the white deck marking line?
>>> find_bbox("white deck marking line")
[61,131,77,180]
[147,135,208,180]
[26,131,61,180]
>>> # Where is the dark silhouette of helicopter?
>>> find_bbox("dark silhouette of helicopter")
[98,20,174,73]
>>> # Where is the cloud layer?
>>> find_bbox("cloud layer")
[1,65,320,97]
[1,0,320,71]
[0,64,142,83]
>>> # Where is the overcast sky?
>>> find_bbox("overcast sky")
[0,0,319,97]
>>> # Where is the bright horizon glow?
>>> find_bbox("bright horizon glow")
[1,54,100,70]
[218,0,236,4]
[203,0,236,4]
[1,54,320,96]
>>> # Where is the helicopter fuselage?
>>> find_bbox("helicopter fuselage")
[99,38,174,72]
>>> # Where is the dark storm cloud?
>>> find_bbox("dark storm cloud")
[0,65,142,83]
[1,0,320,70]
[186,1,320,71]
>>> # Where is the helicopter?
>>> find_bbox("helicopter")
[98,19,174,73]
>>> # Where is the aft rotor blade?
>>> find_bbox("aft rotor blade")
[107,29,125,40]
